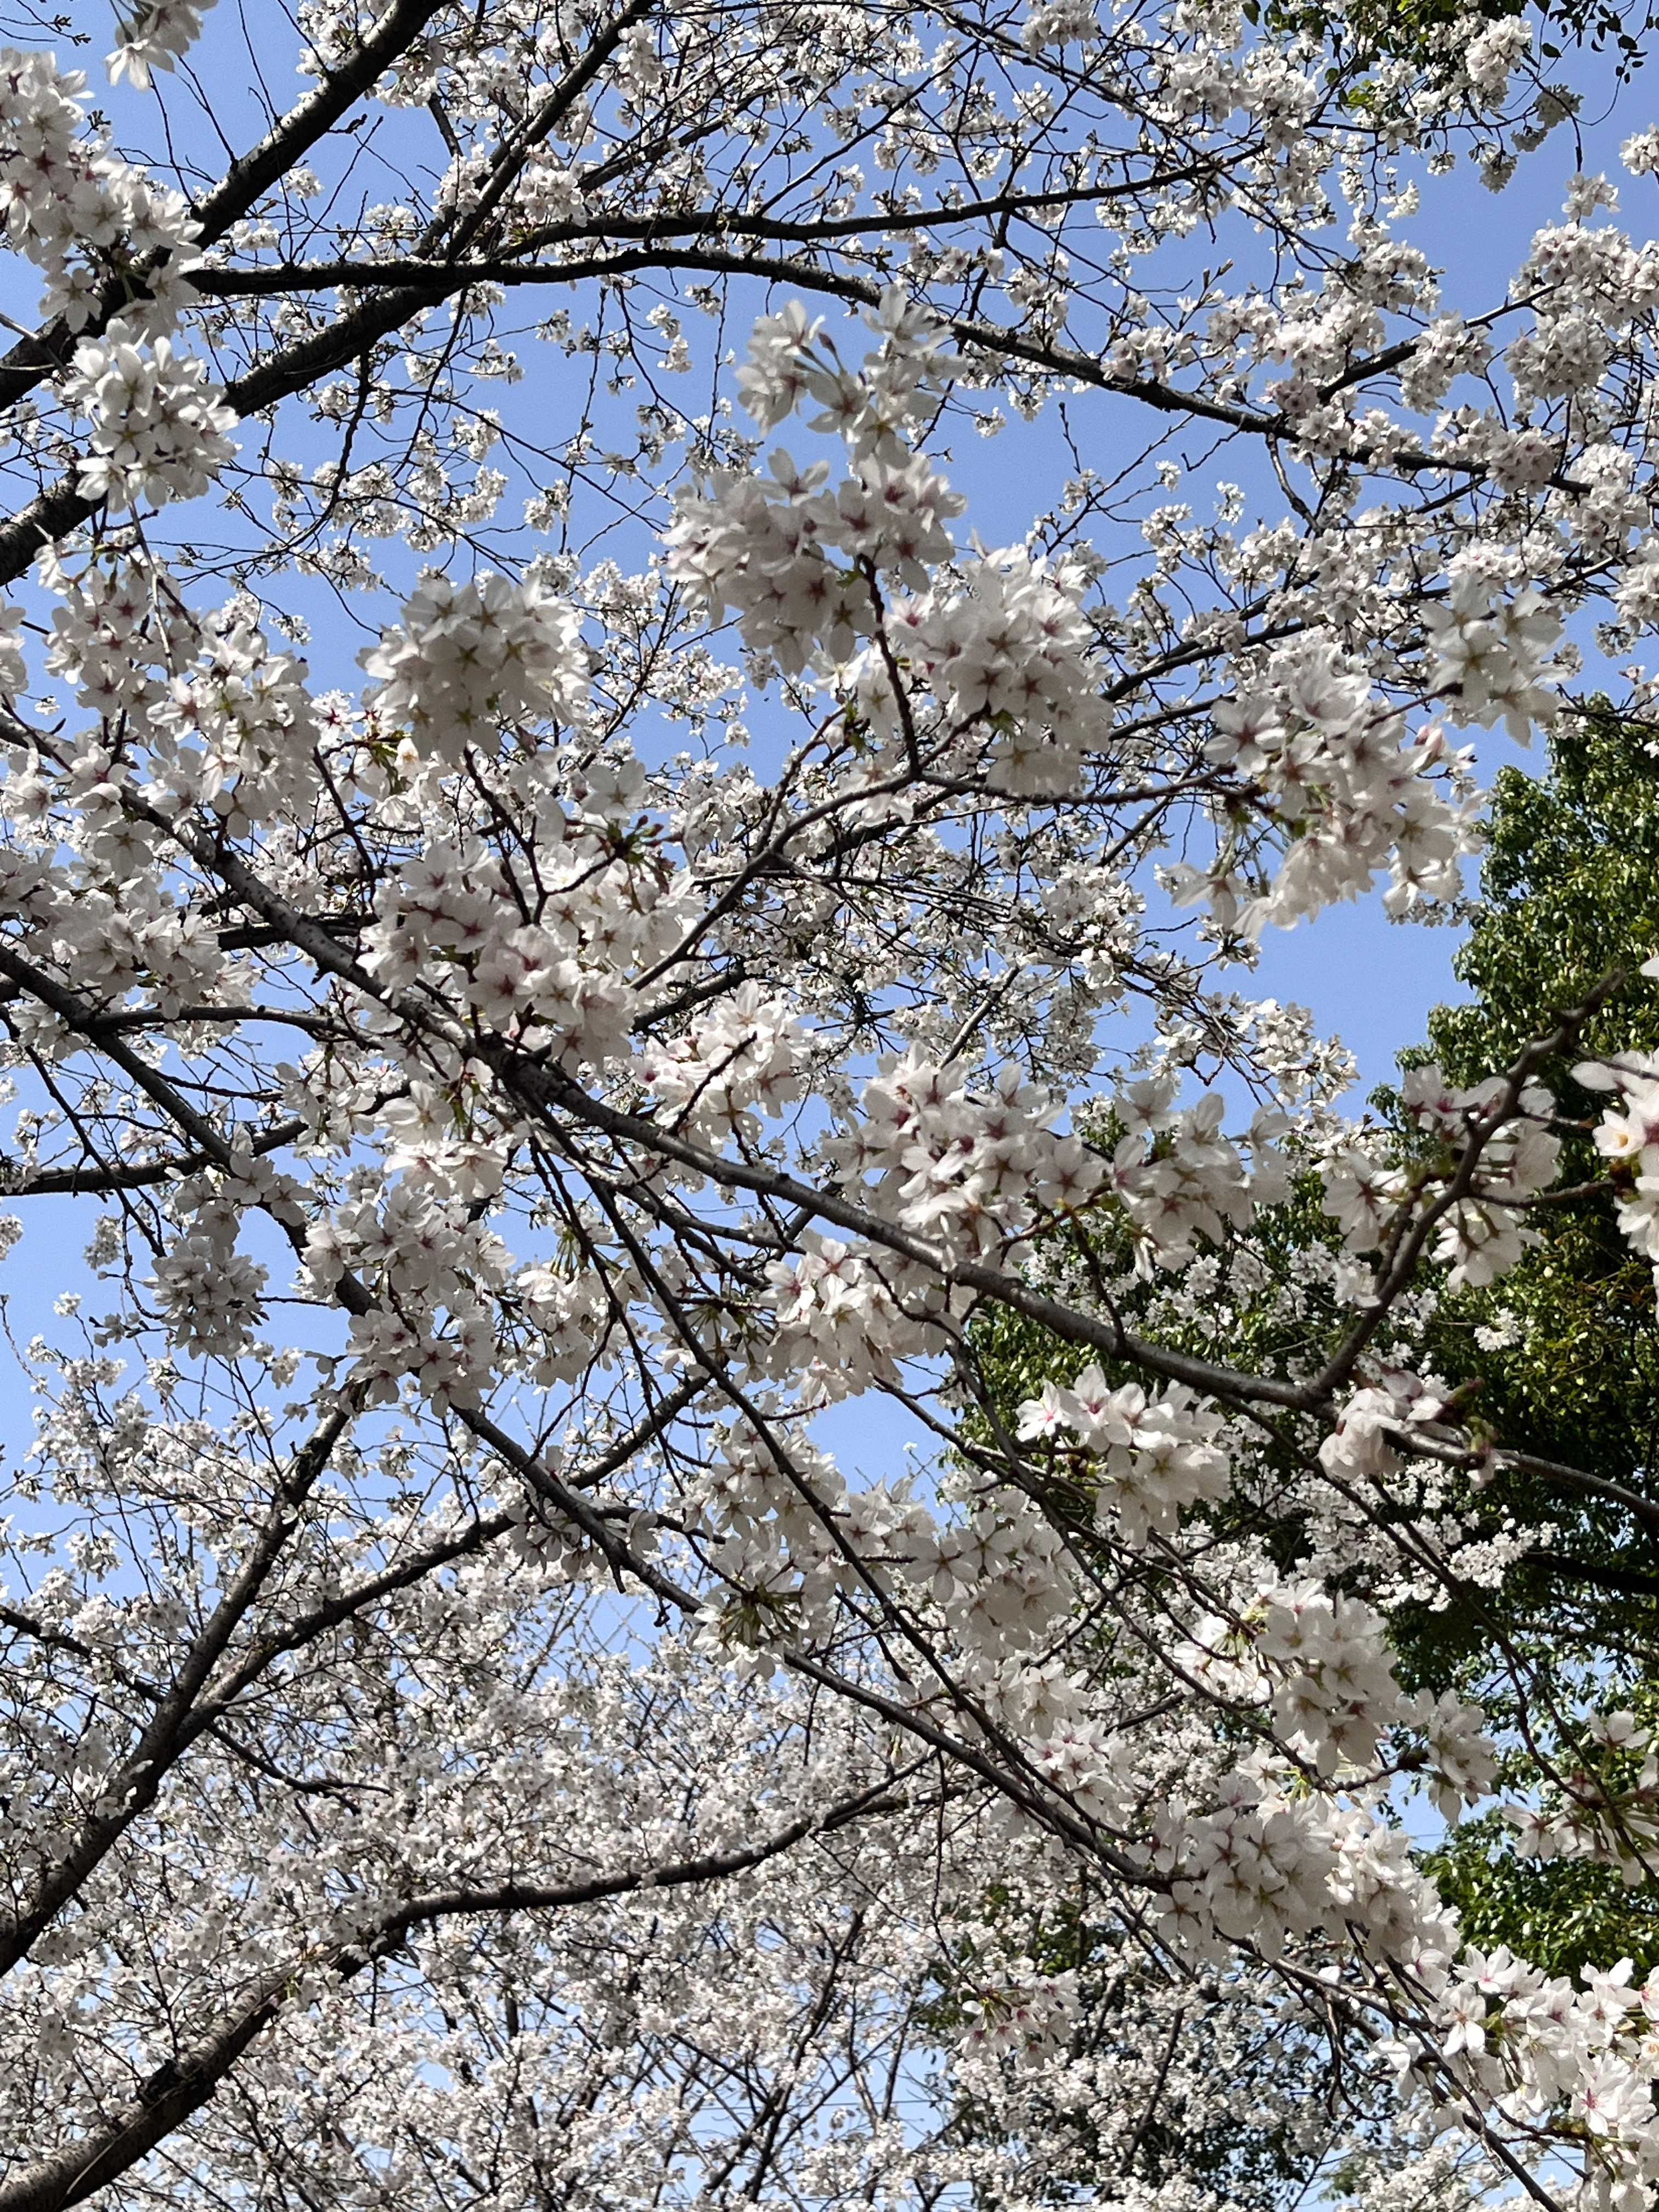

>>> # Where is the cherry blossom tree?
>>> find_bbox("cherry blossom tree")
[2,0,1659,2206]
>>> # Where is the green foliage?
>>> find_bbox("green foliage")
[1430,710,1659,1090]
[1426,1813,1659,1982]
[1378,711,1659,1700]
[969,708,1659,2005]
[1421,1687,1659,1984]
[1375,713,1659,1969]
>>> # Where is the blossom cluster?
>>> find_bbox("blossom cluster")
[61,319,235,509]
[106,0,215,91]
[1581,1046,1659,1286]
[1410,1948,1659,2209]
[1017,1365,1232,1547]
[1423,578,1564,744]
[1104,1075,1289,1267]
[823,1052,1105,1262]
[1321,1063,1560,1293]
[0,47,200,334]
[359,572,591,767]
[1227,656,1480,927]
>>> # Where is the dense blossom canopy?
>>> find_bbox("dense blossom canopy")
[2,2,1659,2209]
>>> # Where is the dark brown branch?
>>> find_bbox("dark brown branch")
[435,0,659,261]
[0,1114,305,1197]
[5,806,1320,1417]
[0,215,1516,588]
[1502,1450,1659,1542]
[191,168,1219,289]
[0,1408,351,1978]
[189,0,456,247]
[190,1375,707,1729]
[1528,1553,1659,1601]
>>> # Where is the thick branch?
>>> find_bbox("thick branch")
[0,1114,306,1198]
[191,169,1220,289]
[0,1408,350,1977]
[1528,1553,1659,1601]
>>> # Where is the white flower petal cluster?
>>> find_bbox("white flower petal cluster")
[150,1220,267,1356]
[147,605,319,830]
[1105,1077,1286,1266]
[1017,1364,1231,1545]
[0,48,200,332]
[823,1051,1104,1261]
[1616,540,1659,636]
[363,794,689,1073]
[668,444,964,672]
[377,1080,507,1205]
[921,1497,1077,1658]
[1184,1584,1401,1777]
[737,286,960,452]
[60,318,235,509]
[1155,1767,1459,1972]
[692,1418,941,1647]
[306,1182,512,1412]
[1170,635,1481,930]
[1321,1141,1408,1254]
[510,1262,611,1386]
[43,549,180,724]
[359,572,590,764]
[106,0,213,90]
[688,1414,1087,1685]
[1580,1052,1659,1286]
[674,303,1118,793]
[759,1234,933,1402]
[1460,15,1531,101]
[0,597,24,701]
[1408,1063,1561,1289]
[1401,1949,1659,2207]
[668,454,873,672]
[1419,1689,1502,1820]
[672,291,966,646]
[1148,1589,1494,1968]
[1319,1063,1560,1290]
[1424,578,1564,746]
[862,548,1113,793]
[1504,1711,1659,1875]
[1317,1369,1449,1479]
[1400,315,1494,414]
[15,824,221,1015]
[637,980,806,1139]
[957,1965,1077,2062]
[146,1157,306,1356]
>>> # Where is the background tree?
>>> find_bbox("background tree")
[973,704,1659,1991]
[1400,710,1659,1983]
